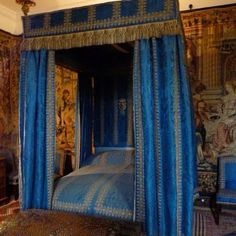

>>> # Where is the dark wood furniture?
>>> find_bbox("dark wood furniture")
[0,157,8,205]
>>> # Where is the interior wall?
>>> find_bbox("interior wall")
[0,30,21,164]
[181,5,236,194]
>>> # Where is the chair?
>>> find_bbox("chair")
[0,149,19,200]
[212,155,236,224]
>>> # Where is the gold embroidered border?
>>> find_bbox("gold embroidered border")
[46,51,56,209]
[152,38,162,227]
[173,40,183,236]
[21,20,181,51]
[52,174,106,212]
[94,173,133,219]
[133,41,145,222]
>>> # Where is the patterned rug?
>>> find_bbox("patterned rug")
[193,208,236,236]
[0,209,143,236]
[1,206,236,235]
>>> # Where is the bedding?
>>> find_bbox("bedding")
[52,150,135,221]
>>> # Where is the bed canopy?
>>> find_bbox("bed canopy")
[19,0,197,235]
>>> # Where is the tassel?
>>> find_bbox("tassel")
[21,20,181,51]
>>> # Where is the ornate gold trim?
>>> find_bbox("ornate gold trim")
[23,0,175,38]
[46,50,56,209]
[21,20,181,50]
[133,40,145,222]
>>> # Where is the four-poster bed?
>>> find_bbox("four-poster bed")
[19,0,197,235]
[53,150,135,220]
[53,44,135,220]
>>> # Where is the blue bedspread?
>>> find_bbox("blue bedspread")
[52,150,134,220]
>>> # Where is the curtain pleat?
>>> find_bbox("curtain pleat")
[19,50,55,209]
[133,36,196,236]
[78,76,93,166]
[74,75,81,169]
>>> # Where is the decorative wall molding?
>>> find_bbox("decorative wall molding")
[0,5,22,35]
[179,0,235,11]
[181,6,236,28]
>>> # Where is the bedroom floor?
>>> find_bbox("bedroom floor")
[0,207,142,236]
[1,201,236,236]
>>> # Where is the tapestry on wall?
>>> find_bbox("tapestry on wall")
[55,65,78,168]
[0,31,21,162]
[182,5,236,193]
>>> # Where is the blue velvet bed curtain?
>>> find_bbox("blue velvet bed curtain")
[78,76,93,167]
[94,76,133,148]
[133,36,196,236]
[19,50,56,210]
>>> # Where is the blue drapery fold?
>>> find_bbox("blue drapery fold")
[94,76,133,148]
[74,75,80,169]
[78,76,93,167]
[133,36,196,236]
[19,50,56,209]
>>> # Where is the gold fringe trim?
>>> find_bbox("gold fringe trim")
[21,19,181,50]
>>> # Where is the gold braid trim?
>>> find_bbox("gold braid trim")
[21,19,181,50]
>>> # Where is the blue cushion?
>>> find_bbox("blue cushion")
[226,180,236,190]
[225,163,236,181]
[217,189,236,204]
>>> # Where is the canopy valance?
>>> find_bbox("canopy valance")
[21,0,182,50]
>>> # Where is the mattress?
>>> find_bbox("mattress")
[52,150,134,220]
